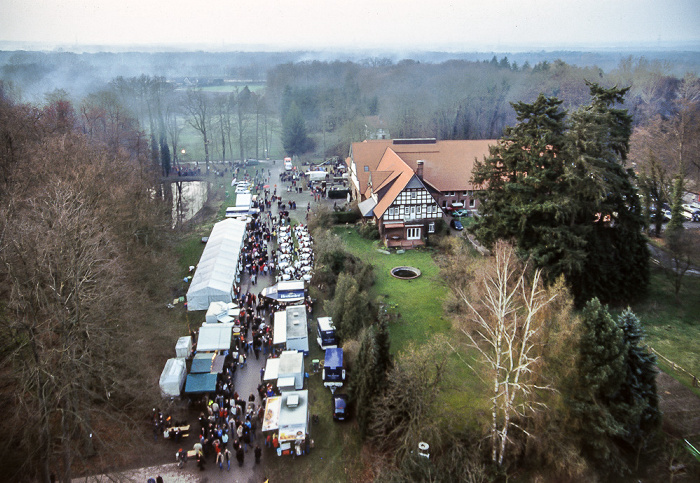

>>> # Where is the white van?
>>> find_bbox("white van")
[284,157,293,171]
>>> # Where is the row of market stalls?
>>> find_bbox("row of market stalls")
[185,218,247,311]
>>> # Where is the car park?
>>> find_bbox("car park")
[450,219,464,231]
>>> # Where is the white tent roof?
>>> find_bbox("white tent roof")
[159,358,186,397]
[273,311,287,345]
[187,219,247,311]
[197,323,234,352]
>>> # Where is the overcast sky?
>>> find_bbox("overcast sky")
[1,0,698,51]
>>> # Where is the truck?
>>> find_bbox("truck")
[305,169,328,182]
[316,317,337,349]
[273,305,309,356]
[323,347,346,393]
[261,390,310,457]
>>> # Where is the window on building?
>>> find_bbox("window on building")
[404,206,410,216]
[388,207,394,216]
[428,222,435,233]
[364,165,369,172]
[411,191,417,199]
[469,199,476,208]
[407,227,421,240]
[463,190,468,195]
[442,200,446,208]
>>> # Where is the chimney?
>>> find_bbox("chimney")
[416,160,424,180]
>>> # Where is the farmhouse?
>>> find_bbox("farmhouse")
[346,138,494,247]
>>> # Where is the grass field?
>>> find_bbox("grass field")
[333,227,491,430]
[623,267,700,395]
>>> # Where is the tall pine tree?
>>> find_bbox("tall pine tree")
[617,309,661,453]
[471,84,648,306]
[569,298,627,474]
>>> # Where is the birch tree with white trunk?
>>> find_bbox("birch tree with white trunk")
[455,242,560,466]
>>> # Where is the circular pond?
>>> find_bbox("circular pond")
[390,266,422,280]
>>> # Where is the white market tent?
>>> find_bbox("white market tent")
[159,358,186,397]
[278,350,304,390]
[175,336,193,358]
[187,219,247,311]
[273,311,287,346]
[197,322,235,352]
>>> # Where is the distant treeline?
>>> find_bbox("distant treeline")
[267,56,697,158]
[1,48,698,102]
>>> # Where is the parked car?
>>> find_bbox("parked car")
[332,393,350,421]
[450,219,464,231]
[452,209,471,217]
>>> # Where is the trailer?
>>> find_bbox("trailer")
[273,305,309,355]
[323,348,346,393]
[262,390,310,457]
[316,317,337,349]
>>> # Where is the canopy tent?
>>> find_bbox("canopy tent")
[175,336,193,358]
[263,358,281,382]
[197,323,234,352]
[159,358,186,397]
[272,311,287,346]
[206,301,240,324]
[184,373,218,395]
[278,350,304,390]
[186,219,247,311]
[191,352,215,373]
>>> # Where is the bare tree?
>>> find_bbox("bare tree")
[665,229,699,296]
[184,87,210,172]
[454,242,560,466]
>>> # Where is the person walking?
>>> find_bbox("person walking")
[224,447,232,471]
[236,446,245,467]
[254,445,262,464]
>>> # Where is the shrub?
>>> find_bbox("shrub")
[358,222,380,240]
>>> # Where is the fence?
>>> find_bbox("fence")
[651,347,699,388]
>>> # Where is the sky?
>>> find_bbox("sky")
[1,0,698,52]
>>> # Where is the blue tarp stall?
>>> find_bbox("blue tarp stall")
[184,373,218,395]
[191,352,215,373]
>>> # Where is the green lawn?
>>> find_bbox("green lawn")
[334,227,452,353]
[623,267,700,394]
[334,227,491,430]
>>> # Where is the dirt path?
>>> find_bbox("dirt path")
[658,371,700,440]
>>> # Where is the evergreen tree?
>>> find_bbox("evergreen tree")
[617,309,661,452]
[350,317,392,440]
[160,133,171,176]
[568,298,627,474]
[351,327,375,439]
[667,174,685,232]
[566,83,649,304]
[282,101,314,156]
[471,84,648,306]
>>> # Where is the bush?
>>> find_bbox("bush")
[333,210,362,224]
[358,222,380,240]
